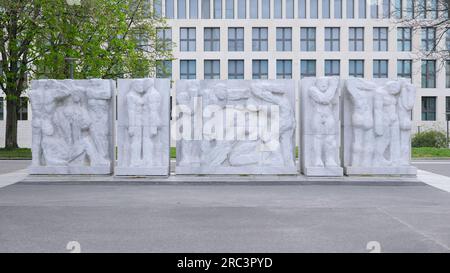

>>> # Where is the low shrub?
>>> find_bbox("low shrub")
[412,130,447,148]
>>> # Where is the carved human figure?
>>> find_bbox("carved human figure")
[398,80,416,165]
[29,80,71,166]
[85,82,112,161]
[251,83,295,167]
[143,79,162,166]
[373,81,402,166]
[308,77,339,167]
[346,78,378,166]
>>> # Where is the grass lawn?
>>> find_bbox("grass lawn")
[412,147,450,158]
[2,147,450,160]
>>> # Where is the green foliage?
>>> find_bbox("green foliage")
[412,147,450,158]
[0,148,32,159]
[412,130,448,148]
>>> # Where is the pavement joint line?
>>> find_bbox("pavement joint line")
[377,207,450,252]
[417,170,450,193]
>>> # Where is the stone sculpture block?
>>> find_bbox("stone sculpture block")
[116,79,171,176]
[175,80,297,175]
[300,77,343,176]
[342,78,417,175]
[29,79,115,175]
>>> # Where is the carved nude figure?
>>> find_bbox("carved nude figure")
[346,78,378,166]
[373,81,401,166]
[398,80,416,165]
[143,79,162,166]
[308,77,339,167]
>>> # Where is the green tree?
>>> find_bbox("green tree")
[0,0,173,149]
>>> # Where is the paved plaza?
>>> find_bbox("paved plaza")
[0,160,450,253]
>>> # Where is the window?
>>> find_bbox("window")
[373,27,388,51]
[422,27,436,52]
[323,0,330,18]
[397,27,412,51]
[447,60,450,88]
[276,60,292,79]
[0,97,3,121]
[180,27,196,51]
[358,0,366,18]
[190,0,198,18]
[154,0,162,17]
[427,0,438,19]
[397,60,412,80]
[349,27,364,51]
[250,0,258,18]
[394,0,402,18]
[347,0,354,18]
[349,60,364,78]
[157,28,172,51]
[405,0,414,18]
[334,0,342,18]
[214,0,222,18]
[226,0,234,18]
[156,60,172,78]
[180,60,196,79]
[252,27,268,51]
[298,0,306,18]
[286,0,294,18]
[238,0,246,18]
[373,60,388,78]
[370,0,378,18]
[300,27,316,51]
[325,27,340,51]
[447,28,450,51]
[422,97,436,121]
[301,60,316,78]
[165,0,174,18]
[262,0,270,18]
[18,97,28,121]
[446,97,450,120]
[417,0,425,19]
[274,0,282,18]
[252,60,268,79]
[204,60,220,79]
[310,0,318,18]
[325,60,340,76]
[178,0,186,18]
[276,27,292,51]
[382,0,390,18]
[202,0,210,18]
[422,60,436,88]
[204,28,220,51]
[228,60,244,79]
[228,27,244,51]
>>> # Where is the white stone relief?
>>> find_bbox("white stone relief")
[343,78,417,175]
[175,80,297,174]
[300,77,343,176]
[29,79,114,174]
[116,79,170,176]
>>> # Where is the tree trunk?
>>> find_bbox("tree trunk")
[5,98,19,149]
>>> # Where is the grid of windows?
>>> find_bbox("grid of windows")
[228,27,244,51]
[349,60,364,78]
[349,27,364,51]
[204,60,220,79]
[325,27,340,51]
[422,97,436,121]
[397,60,412,80]
[422,27,436,52]
[228,60,244,79]
[397,27,412,52]
[204,28,220,51]
[252,60,268,79]
[301,60,316,78]
[180,60,196,79]
[252,27,268,51]
[300,28,316,51]
[276,60,292,79]
[373,27,388,51]
[373,60,388,78]
[276,27,292,51]
[325,60,340,76]
[180,27,196,51]
[422,60,436,88]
